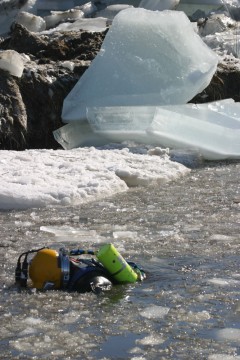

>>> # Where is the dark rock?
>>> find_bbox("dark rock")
[0,70,27,149]
[191,58,240,103]
[5,24,48,55]
[0,26,106,150]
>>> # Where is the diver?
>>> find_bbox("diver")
[15,243,146,294]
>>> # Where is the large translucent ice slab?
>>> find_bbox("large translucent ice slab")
[85,100,240,160]
[62,8,218,123]
[53,121,110,150]
[87,106,157,145]
[55,100,240,159]
[148,101,240,160]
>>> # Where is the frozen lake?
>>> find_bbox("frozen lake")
[0,159,239,359]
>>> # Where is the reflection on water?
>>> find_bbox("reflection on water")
[0,160,239,359]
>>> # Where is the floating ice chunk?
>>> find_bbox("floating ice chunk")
[15,11,46,32]
[209,355,240,360]
[44,9,84,29]
[0,50,24,78]
[136,334,166,345]
[214,328,240,342]
[178,310,211,322]
[62,8,218,122]
[95,4,133,20]
[209,234,238,242]
[140,305,170,319]
[113,231,138,240]
[19,327,38,336]
[44,16,109,33]
[207,278,240,286]
[40,226,105,243]
[139,0,180,11]
[24,317,43,325]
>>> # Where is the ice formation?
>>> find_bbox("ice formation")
[85,99,240,160]
[62,8,218,122]
[95,4,134,20]
[0,0,38,35]
[44,9,84,29]
[198,13,236,37]
[15,11,46,32]
[147,101,240,160]
[0,50,24,78]
[43,17,109,33]
[203,26,240,58]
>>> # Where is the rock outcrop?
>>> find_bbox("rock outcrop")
[0,24,106,150]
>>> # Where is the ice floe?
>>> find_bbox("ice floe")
[0,147,189,210]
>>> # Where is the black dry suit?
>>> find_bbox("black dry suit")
[68,257,114,294]
[68,257,146,294]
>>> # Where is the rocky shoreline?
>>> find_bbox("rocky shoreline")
[0,22,239,150]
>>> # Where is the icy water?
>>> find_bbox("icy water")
[0,160,239,360]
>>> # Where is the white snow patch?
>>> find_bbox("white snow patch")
[0,147,189,210]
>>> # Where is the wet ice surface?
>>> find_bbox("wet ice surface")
[0,160,240,359]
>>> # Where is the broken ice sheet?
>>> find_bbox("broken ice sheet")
[147,101,240,160]
[62,8,218,122]
[85,100,240,160]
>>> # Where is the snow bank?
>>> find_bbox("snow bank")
[0,147,189,210]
